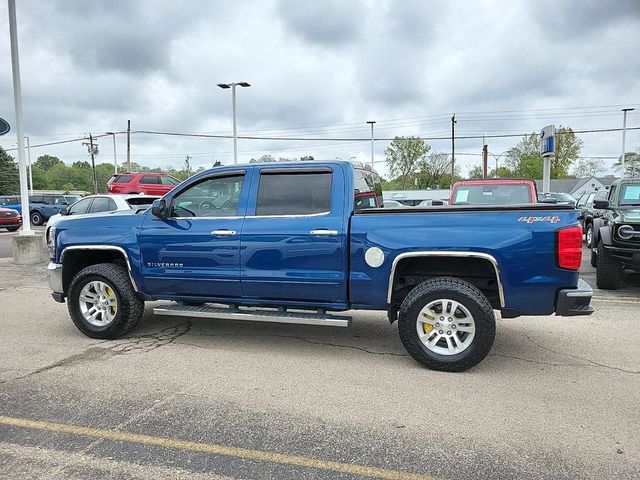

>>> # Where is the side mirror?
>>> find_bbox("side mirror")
[593,199,610,209]
[60,208,68,215]
[151,199,169,219]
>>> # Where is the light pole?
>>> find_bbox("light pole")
[335,156,356,161]
[621,108,635,178]
[25,135,32,193]
[217,82,251,164]
[366,121,376,169]
[8,0,31,235]
[450,114,457,186]
[105,132,117,174]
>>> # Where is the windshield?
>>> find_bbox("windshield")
[619,184,640,206]
[452,184,532,205]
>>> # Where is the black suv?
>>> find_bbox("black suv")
[576,189,609,247]
[590,178,640,289]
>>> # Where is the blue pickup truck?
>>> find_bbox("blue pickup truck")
[47,161,593,371]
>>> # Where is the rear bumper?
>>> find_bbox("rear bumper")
[555,279,594,316]
[47,262,65,303]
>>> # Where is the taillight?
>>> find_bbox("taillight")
[556,225,582,270]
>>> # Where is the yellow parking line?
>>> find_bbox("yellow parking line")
[0,415,438,480]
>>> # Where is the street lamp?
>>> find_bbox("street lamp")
[105,132,117,174]
[217,82,251,164]
[488,151,508,178]
[366,121,376,169]
[335,156,356,161]
[621,108,635,178]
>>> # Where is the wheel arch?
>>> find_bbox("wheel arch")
[61,246,138,295]
[387,252,504,310]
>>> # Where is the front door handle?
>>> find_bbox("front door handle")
[309,229,338,236]
[211,229,237,236]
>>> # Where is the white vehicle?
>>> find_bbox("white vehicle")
[45,194,159,242]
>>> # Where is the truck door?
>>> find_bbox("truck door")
[240,166,348,304]
[138,170,248,298]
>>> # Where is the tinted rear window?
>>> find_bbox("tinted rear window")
[126,197,157,207]
[256,172,332,216]
[113,175,134,183]
[140,175,160,184]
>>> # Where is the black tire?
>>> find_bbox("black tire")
[68,263,144,339]
[585,223,594,248]
[590,249,597,268]
[6,226,20,232]
[30,211,44,226]
[398,277,496,372]
[595,240,621,290]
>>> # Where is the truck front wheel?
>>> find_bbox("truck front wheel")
[595,240,621,290]
[68,263,144,339]
[398,277,496,372]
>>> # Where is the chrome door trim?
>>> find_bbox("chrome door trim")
[61,245,139,291]
[309,229,338,236]
[211,229,237,236]
[386,251,505,307]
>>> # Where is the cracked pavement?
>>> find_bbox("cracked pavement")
[0,254,639,479]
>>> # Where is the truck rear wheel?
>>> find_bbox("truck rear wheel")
[68,263,144,339]
[595,240,621,290]
[398,277,495,372]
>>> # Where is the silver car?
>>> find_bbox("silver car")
[46,194,159,242]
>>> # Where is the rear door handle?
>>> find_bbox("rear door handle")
[211,229,237,236]
[309,229,338,236]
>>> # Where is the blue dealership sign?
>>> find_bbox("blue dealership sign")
[540,125,555,157]
[0,118,10,136]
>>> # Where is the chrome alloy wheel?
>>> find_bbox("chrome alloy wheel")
[79,280,118,327]
[416,298,476,356]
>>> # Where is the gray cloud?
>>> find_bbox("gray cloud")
[0,0,638,174]
[276,0,365,45]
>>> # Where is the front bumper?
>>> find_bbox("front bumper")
[555,279,594,316]
[603,244,640,270]
[47,262,65,303]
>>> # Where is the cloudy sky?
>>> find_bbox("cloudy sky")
[1,0,639,177]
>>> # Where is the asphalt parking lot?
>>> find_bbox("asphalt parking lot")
[0,244,638,479]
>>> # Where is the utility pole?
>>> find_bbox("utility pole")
[366,120,376,169]
[126,119,131,171]
[621,108,635,178]
[25,135,33,193]
[83,134,99,194]
[185,155,191,177]
[482,144,488,179]
[450,114,457,186]
[105,132,117,174]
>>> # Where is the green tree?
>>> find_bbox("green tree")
[0,147,19,194]
[505,132,540,178]
[553,126,583,178]
[518,156,543,179]
[572,157,604,178]
[30,165,51,190]
[300,155,315,161]
[417,152,453,188]
[613,152,640,177]
[385,136,430,190]
[468,165,484,179]
[488,166,514,178]
[34,154,62,172]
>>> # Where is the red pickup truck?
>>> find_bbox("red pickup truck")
[450,179,538,205]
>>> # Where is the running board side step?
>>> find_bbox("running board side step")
[153,304,352,327]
